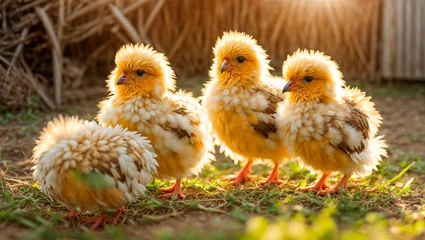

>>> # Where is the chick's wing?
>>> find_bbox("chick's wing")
[161,93,202,140]
[334,104,370,155]
[250,89,284,139]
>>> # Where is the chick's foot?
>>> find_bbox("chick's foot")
[224,160,253,184]
[317,174,351,196]
[260,164,284,185]
[61,209,79,219]
[105,206,125,225]
[161,179,185,199]
[84,213,107,230]
[160,182,178,193]
[298,173,331,192]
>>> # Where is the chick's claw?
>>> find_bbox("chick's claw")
[297,173,331,192]
[224,173,252,185]
[83,213,107,230]
[224,160,253,184]
[161,179,185,199]
[259,179,285,185]
[316,174,351,196]
[61,209,79,219]
[259,164,284,185]
[317,187,344,196]
[83,206,125,229]
[161,191,186,199]
[105,206,125,225]
[160,183,178,193]
[298,184,330,192]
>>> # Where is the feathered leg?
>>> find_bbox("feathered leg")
[298,173,331,192]
[259,163,284,185]
[225,159,254,184]
[318,174,351,195]
[161,179,185,199]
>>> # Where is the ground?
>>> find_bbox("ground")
[1,78,425,240]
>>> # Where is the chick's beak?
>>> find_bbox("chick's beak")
[117,73,128,85]
[220,59,230,73]
[282,80,296,93]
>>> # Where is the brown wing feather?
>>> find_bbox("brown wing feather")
[252,122,277,138]
[93,157,125,183]
[337,140,364,154]
[173,106,189,116]
[161,102,195,139]
[346,108,369,139]
[166,127,191,139]
[336,105,370,154]
[262,91,284,114]
[251,89,284,138]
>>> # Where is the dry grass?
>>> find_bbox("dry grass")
[1,0,383,110]
[0,66,35,111]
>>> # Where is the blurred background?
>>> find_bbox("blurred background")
[1,2,425,239]
[1,0,424,111]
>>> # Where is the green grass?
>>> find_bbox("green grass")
[1,80,425,239]
[1,156,423,239]
[0,104,47,137]
[140,159,424,240]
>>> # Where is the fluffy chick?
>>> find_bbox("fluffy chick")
[97,44,215,199]
[32,115,157,229]
[277,49,388,195]
[202,31,291,185]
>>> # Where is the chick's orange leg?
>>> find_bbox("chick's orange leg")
[61,209,79,219]
[105,205,125,225]
[161,179,185,199]
[225,160,254,184]
[83,212,106,230]
[298,173,331,192]
[259,164,284,185]
[318,174,351,196]
[160,182,178,193]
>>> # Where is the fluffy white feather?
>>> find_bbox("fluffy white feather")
[32,115,158,212]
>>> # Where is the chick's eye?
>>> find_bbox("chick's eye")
[304,76,313,83]
[236,56,245,63]
[136,69,144,77]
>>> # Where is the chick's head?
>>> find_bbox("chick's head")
[282,49,344,102]
[108,44,175,99]
[210,31,271,85]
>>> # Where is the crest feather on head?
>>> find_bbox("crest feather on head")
[210,31,271,80]
[107,43,176,94]
[283,49,345,89]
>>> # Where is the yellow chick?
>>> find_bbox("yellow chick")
[97,44,215,199]
[277,49,388,195]
[32,115,157,229]
[202,31,291,185]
